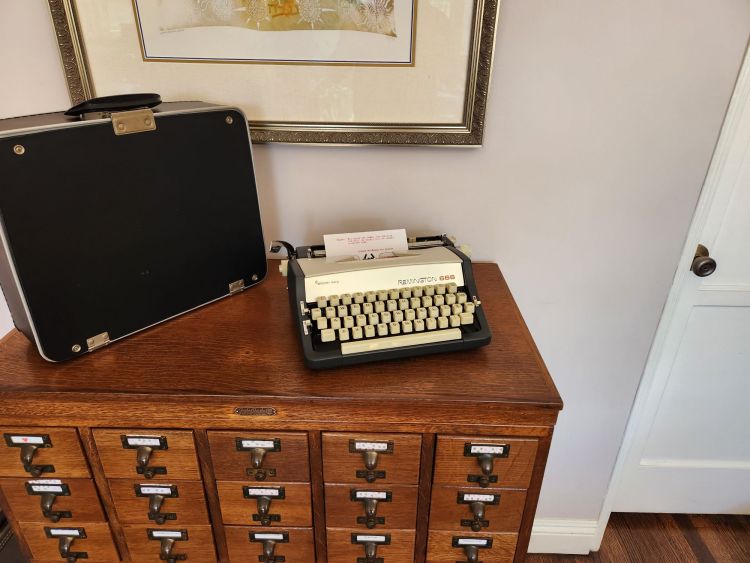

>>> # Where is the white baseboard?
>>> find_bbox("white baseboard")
[528,518,598,555]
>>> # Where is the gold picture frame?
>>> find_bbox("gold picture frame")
[48,0,501,145]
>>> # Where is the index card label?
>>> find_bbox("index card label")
[245,488,281,497]
[355,491,389,500]
[469,444,505,455]
[252,533,285,541]
[456,538,489,546]
[150,530,185,539]
[30,484,65,493]
[9,435,45,445]
[355,535,387,543]
[48,529,81,537]
[125,437,163,447]
[353,442,389,452]
[139,486,174,496]
[240,440,276,449]
[462,493,496,503]
[28,479,63,485]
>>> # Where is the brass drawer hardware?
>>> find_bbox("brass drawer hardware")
[452,536,493,563]
[120,435,169,479]
[250,531,290,563]
[351,533,391,563]
[235,437,282,481]
[4,434,54,477]
[463,443,510,487]
[350,489,393,529]
[45,527,88,563]
[244,486,286,526]
[147,529,188,563]
[457,491,500,531]
[26,480,72,522]
[135,484,180,524]
[349,440,394,483]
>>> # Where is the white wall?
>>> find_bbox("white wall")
[1,0,749,552]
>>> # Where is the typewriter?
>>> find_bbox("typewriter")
[275,235,491,369]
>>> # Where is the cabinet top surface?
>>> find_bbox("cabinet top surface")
[0,263,561,408]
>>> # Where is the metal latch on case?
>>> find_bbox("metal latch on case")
[111,108,156,135]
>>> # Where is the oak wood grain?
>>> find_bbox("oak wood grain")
[326,527,416,562]
[324,483,418,530]
[121,524,217,562]
[215,481,313,527]
[427,530,518,562]
[429,486,527,533]
[224,525,315,562]
[0,427,90,479]
[0,477,105,524]
[108,479,209,525]
[19,522,119,562]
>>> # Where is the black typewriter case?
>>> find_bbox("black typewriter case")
[0,96,267,361]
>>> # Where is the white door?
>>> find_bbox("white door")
[611,48,750,514]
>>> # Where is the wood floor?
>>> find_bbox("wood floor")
[527,513,750,563]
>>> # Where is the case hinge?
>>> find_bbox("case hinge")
[111,108,156,135]
[229,280,246,295]
[86,332,111,352]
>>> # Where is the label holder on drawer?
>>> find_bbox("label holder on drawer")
[120,435,169,479]
[136,483,180,524]
[349,440,393,484]
[27,481,72,522]
[4,434,54,477]
[236,437,281,481]
[244,486,285,526]
[352,533,390,563]
[45,527,88,561]
[464,442,510,488]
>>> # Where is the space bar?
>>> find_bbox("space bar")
[341,328,462,355]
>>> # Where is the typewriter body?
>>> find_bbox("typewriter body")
[282,235,491,369]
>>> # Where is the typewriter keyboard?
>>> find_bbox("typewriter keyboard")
[306,283,481,354]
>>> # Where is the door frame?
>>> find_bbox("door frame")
[593,43,750,550]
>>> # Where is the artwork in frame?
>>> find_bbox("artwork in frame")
[49,0,501,145]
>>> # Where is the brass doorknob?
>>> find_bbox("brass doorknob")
[691,244,716,277]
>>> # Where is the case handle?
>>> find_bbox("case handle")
[64,93,161,117]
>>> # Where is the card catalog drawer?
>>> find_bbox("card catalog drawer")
[0,477,105,524]
[429,486,527,533]
[322,433,422,485]
[324,484,417,530]
[109,479,209,525]
[208,431,310,483]
[433,436,538,489]
[225,526,315,562]
[122,524,216,562]
[93,429,200,480]
[0,427,89,478]
[216,481,312,527]
[20,522,120,562]
[326,528,415,563]
[426,531,518,562]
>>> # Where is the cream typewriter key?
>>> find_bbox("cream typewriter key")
[362,302,373,314]
[414,319,425,332]
[460,312,474,325]
[426,317,437,331]
[412,286,423,297]
[339,328,350,341]
[365,325,376,338]
[388,289,399,300]
[447,283,458,294]
[316,296,328,308]
[325,306,336,318]
[393,310,404,323]
[445,293,456,305]
[341,294,352,305]
[377,290,388,301]
[452,304,463,316]
[440,305,451,317]
[424,285,436,296]
[356,314,367,327]
[457,292,468,304]
[416,307,428,320]
[450,314,461,328]
[377,323,388,337]
[343,316,354,329]
[352,326,363,340]
[381,311,392,324]
[428,306,439,318]
[330,317,342,330]
[321,328,336,342]
[329,295,340,306]
[311,308,322,320]
[402,320,413,334]
[400,288,411,298]
[390,321,401,335]
[317,317,328,330]
[436,284,447,295]
[363,291,375,303]
[410,297,420,309]
[398,298,409,310]
[464,302,476,314]
[386,300,397,312]
[350,304,361,316]
[374,301,385,313]
[438,316,449,329]
[338,305,348,317]
[353,292,365,304]
[368,313,379,325]
[422,296,433,308]
[433,295,445,307]
[405,309,416,321]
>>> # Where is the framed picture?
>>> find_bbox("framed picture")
[49,0,501,145]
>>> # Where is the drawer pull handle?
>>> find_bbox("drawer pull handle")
[463,545,479,563]
[470,502,485,532]
[262,540,281,562]
[256,496,273,526]
[20,444,54,477]
[137,446,156,478]
[158,537,187,562]
[41,492,63,523]
[58,536,87,563]
[364,498,379,529]
[352,533,389,563]
[149,494,167,525]
[478,455,494,487]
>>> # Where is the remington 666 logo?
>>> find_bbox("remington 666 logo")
[398,274,456,286]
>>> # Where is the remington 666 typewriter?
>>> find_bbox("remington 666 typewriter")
[275,235,491,369]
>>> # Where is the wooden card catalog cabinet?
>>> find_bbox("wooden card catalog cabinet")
[0,264,561,562]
